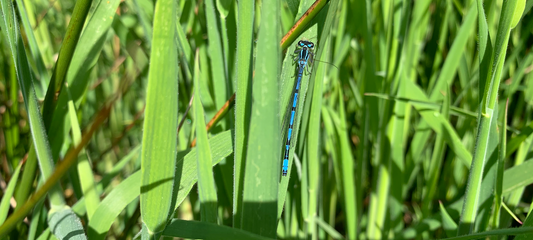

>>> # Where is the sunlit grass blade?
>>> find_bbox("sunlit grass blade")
[233,0,254,229]
[502,158,533,194]
[15,0,50,97]
[457,0,519,235]
[204,0,228,109]
[41,0,93,128]
[47,0,122,160]
[194,51,218,223]
[65,85,99,220]
[240,0,280,236]
[139,0,178,235]
[162,219,274,240]
[0,0,70,233]
[0,101,112,238]
[440,201,458,237]
[403,80,472,166]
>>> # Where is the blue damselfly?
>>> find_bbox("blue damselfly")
[282,40,315,176]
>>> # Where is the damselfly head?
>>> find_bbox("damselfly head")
[298,40,314,49]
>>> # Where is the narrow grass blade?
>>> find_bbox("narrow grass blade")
[335,85,357,239]
[440,201,458,237]
[15,0,50,96]
[204,0,228,109]
[314,217,344,240]
[241,0,280,236]
[0,0,65,211]
[444,227,533,240]
[47,0,121,160]
[404,80,472,166]
[65,85,99,220]
[162,219,274,240]
[194,51,218,223]
[492,99,509,233]
[505,121,533,158]
[502,158,533,194]
[233,0,254,229]
[457,0,519,235]
[41,0,94,128]
[0,163,22,224]
[422,87,449,216]
[0,100,112,238]
[139,0,178,235]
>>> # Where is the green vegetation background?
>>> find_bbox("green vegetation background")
[0,0,532,239]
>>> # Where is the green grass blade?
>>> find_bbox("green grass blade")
[194,51,218,223]
[87,131,232,239]
[429,3,476,102]
[404,80,472,166]
[335,85,357,239]
[457,0,519,235]
[88,171,141,240]
[0,163,22,224]
[502,158,533,194]
[505,121,533,158]
[305,7,336,240]
[444,227,533,240]
[13,147,38,212]
[233,0,254,229]
[492,99,509,233]
[66,85,99,220]
[204,0,228,109]
[41,0,93,129]
[162,219,274,240]
[47,0,121,160]
[314,217,344,240]
[15,0,50,97]
[440,201,458,237]
[241,0,280,236]
[0,0,65,209]
[422,87,449,216]
[139,0,178,235]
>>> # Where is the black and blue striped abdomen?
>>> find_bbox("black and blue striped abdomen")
[282,63,307,176]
